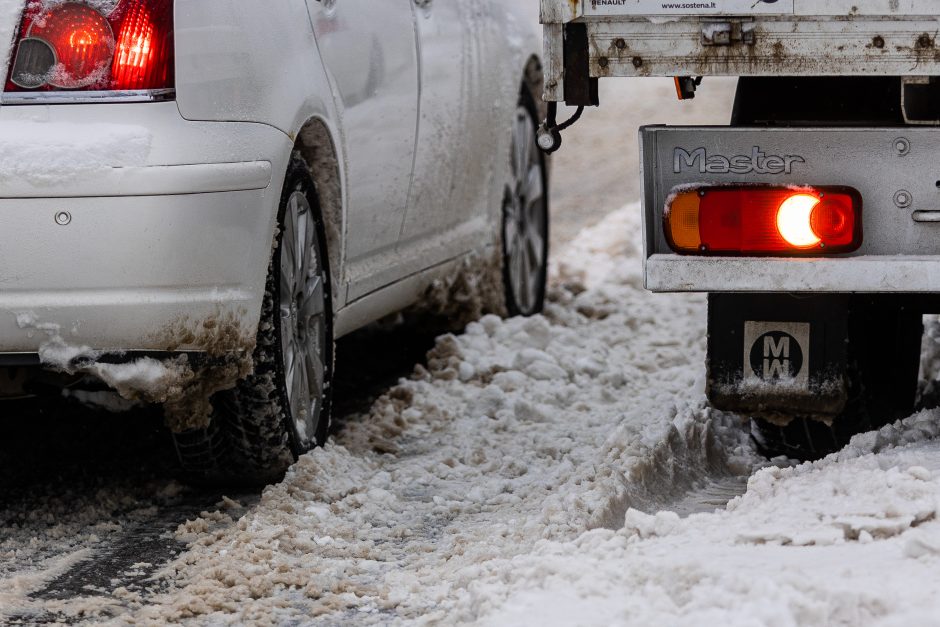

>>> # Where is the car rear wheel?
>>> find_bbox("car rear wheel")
[172,157,333,485]
[502,88,549,317]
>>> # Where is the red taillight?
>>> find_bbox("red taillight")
[27,3,113,88]
[664,186,862,255]
[112,0,173,90]
[5,0,173,93]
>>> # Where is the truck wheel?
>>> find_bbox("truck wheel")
[753,300,922,460]
[173,157,333,485]
[502,86,549,317]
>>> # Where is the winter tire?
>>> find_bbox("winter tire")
[502,86,549,317]
[172,157,333,485]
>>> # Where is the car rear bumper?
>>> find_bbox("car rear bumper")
[0,101,291,353]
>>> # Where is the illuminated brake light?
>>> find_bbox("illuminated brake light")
[777,194,821,248]
[5,0,174,93]
[664,186,862,255]
[112,0,166,90]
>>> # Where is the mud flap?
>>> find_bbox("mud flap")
[706,294,850,421]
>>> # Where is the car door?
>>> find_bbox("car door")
[306,0,420,300]
[397,0,505,271]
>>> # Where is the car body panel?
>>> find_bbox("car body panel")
[392,0,539,296]
[0,0,543,360]
[306,0,420,299]
[0,102,290,352]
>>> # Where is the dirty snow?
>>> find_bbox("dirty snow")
[106,204,759,626]
[19,315,195,407]
[4,76,940,626]
[5,200,940,625]
[2,202,763,624]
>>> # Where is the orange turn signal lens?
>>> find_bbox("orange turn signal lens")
[664,186,862,255]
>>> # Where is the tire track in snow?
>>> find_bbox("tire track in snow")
[2,203,761,625]
[86,205,762,625]
[0,318,445,622]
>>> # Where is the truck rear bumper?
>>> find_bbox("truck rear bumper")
[641,125,940,293]
[647,255,940,293]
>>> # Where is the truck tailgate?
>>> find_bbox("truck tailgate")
[541,0,940,102]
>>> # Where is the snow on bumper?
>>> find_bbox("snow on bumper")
[0,101,292,354]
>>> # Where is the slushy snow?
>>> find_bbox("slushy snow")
[475,413,940,626]
[4,203,940,625]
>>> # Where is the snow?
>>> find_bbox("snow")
[61,388,143,412]
[41,203,751,625]
[17,314,194,406]
[4,200,940,624]
[126,206,939,625]
[0,0,22,81]
[473,414,940,627]
[0,120,151,186]
[1,38,937,623]
[38,0,121,15]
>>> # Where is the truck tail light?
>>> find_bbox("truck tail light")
[664,186,862,255]
[5,0,173,94]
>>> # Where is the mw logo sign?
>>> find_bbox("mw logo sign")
[743,321,810,389]
[750,332,803,380]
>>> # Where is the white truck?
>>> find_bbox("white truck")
[540,0,940,458]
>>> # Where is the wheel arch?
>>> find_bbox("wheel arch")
[292,116,345,310]
[522,54,547,123]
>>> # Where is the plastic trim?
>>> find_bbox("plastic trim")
[0,88,175,105]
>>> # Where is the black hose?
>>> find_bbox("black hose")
[555,106,584,132]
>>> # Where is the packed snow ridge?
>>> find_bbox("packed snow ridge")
[5,204,940,625]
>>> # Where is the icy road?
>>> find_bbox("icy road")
[5,80,940,626]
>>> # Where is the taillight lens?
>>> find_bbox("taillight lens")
[664,186,862,255]
[111,0,173,90]
[5,0,173,93]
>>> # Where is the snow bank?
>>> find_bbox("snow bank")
[470,412,940,626]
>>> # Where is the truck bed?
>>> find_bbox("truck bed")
[541,0,940,103]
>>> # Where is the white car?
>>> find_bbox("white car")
[0,0,548,483]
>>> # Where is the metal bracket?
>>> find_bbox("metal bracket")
[701,21,756,46]
[901,76,940,125]
[563,23,599,107]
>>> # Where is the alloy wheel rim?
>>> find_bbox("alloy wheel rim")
[504,105,547,314]
[279,190,327,445]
